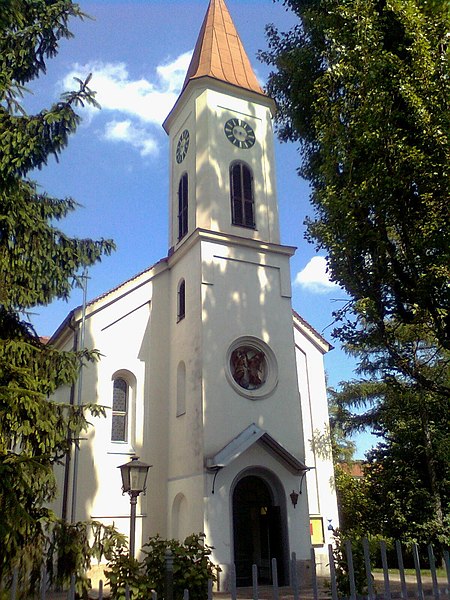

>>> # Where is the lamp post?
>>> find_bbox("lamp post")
[118,456,151,558]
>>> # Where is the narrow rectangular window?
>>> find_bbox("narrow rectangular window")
[178,173,188,240]
[178,279,186,321]
[111,378,128,442]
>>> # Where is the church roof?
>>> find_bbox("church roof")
[293,309,333,353]
[182,0,265,96]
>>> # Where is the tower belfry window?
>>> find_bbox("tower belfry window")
[230,162,255,228]
[178,173,188,240]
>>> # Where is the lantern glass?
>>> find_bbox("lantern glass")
[118,457,151,494]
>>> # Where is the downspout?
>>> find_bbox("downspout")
[70,269,88,523]
[61,321,78,522]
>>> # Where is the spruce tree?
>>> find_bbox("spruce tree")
[0,0,114,576]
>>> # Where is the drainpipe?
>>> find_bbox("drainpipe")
[61,322,78,522]
[70,269,89,523]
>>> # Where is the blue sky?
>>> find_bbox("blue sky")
[26,0,375,457]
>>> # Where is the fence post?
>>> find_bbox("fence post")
[272,558,279,600]
[10,568,18,600]
[395,540,408,600]
[230,563,237,600]
[444,550,450,588]
[328,543,338,600]
[68,574,76,600]
[216,564,221,592]
[428,544,440,600]
[252,564,258,600]
[413,543,424,600]
[152,590,158,600]
[380,540,391,600]
[40,563,47,600]
[291,552,299,600]
[183,589,189,600]
[363,537,375,600]
[98,579,103,600]
[345,539,357,600]
[165,549,174,600]
[311,547,319,600]
[208,578,213,600]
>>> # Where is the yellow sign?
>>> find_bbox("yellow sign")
[310,516,325,545]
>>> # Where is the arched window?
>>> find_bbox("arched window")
[178,173,188,240]
[177,279,186,321]
[111,378,128,442]
[230,162,255,228]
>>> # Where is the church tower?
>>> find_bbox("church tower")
[160,0,317,585]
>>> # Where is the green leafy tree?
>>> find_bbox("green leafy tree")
[261,0,449,551]
[260,0,450,395]
[333,372,450,551]
[0,0,114,580]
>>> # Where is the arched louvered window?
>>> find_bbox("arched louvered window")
[111,378,128,442]
[230,162,255,228]
[178,173,188,240]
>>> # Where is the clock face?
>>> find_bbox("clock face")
[176,129,190,164]
[224,118,255,149]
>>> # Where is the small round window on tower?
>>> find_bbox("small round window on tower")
[230,346,266,390]
[226,337,278,400]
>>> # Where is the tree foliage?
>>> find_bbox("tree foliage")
[0,0,114,579]
[261,0,450,547]
[331,375,450,552]
[261,0,450,394]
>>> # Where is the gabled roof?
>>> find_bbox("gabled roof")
[182,0,264,96]
[293,309,333,354]
[206,423,308,474]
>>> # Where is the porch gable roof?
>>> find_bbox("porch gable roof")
[205,423,308,474]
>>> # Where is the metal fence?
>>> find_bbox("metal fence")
[4,539,450,600]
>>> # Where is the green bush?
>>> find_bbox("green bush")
[105,553,149,600]
[331,530,381,597]
[106,533,219,600]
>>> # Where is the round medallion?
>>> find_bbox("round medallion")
[231,347,266,390]
[224,118,255,149]
[226,337,278,400]
[176,129,190,163]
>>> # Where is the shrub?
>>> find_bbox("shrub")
[331,529,380,597]
[106,533,219,600]
[105,552,149,600]
[142,533,218,600]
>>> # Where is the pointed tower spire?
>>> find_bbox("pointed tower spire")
[182,0,265,95]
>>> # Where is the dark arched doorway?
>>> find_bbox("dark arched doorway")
[232,475,285,586]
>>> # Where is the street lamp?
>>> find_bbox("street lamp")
[118,456,151,558]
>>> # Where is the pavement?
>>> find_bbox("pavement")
[43,573,449,600]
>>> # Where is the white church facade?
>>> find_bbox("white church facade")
[51,0,339,587]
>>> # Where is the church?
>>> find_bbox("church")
[51,0,339,588]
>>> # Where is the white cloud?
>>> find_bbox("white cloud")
[104,120,158,156]
[294,256,338,294]
[61,51,192,154]
[156,51,193,93]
